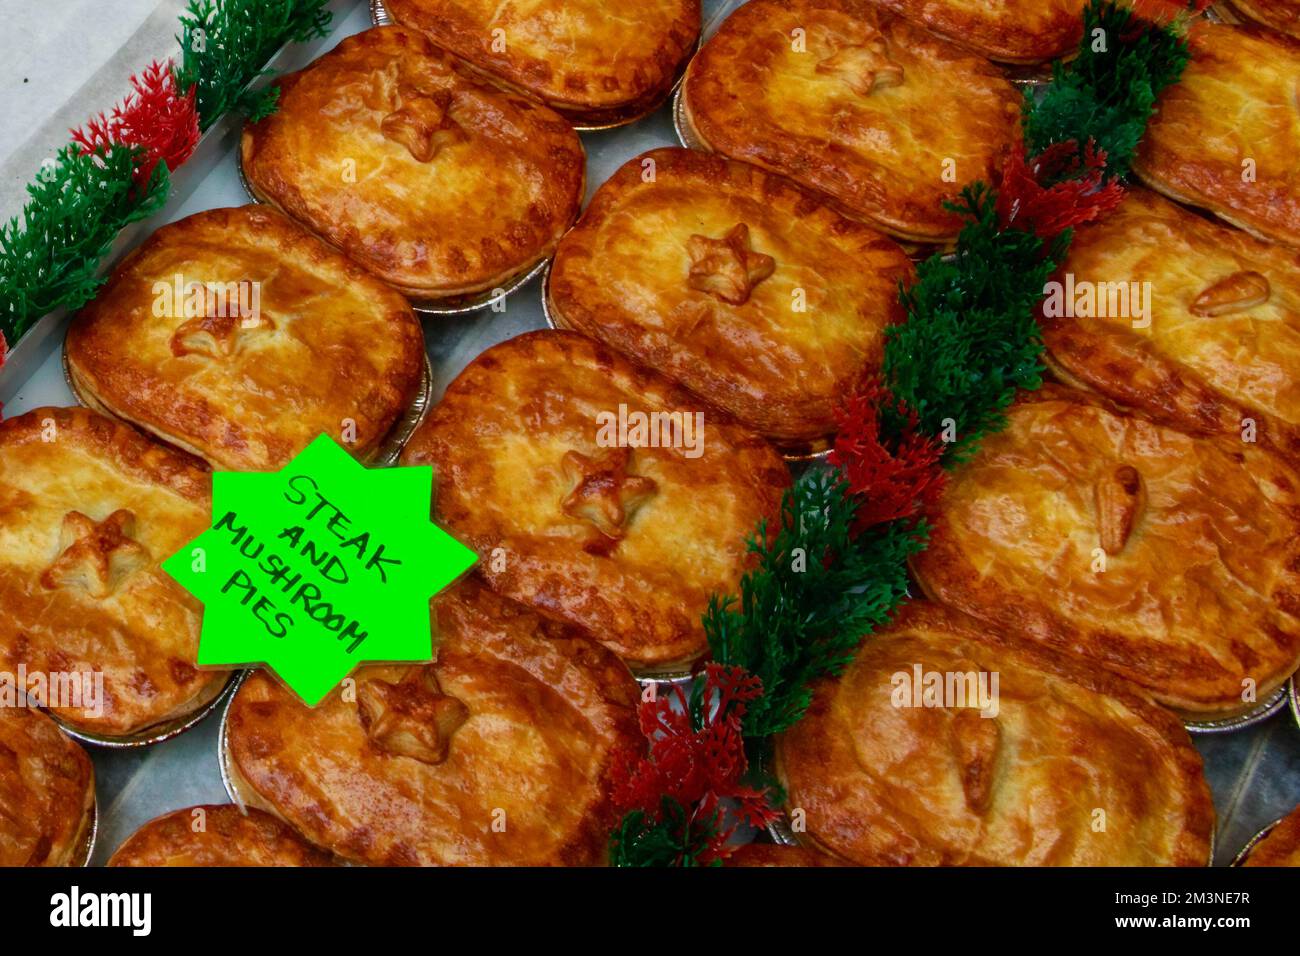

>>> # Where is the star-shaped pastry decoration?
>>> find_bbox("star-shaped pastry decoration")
[357,668,469,765]
[170,312,276,360]
[815,38,905,97]
[560,447,658,555]
[381,85,464,163]
[686,223,776,306]
[41,509,151,599]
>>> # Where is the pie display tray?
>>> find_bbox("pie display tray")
[1,0,1297,867]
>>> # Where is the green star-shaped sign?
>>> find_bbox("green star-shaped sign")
[163,435,477,705]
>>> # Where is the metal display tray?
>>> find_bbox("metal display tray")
[1,0,1296,866]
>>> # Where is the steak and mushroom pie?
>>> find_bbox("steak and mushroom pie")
[1224,1,1300,41]
[1237,805,1300,866]
[864,0,1087,64]
[1041,188,1300,461]
[1133,22,1300,248]
[681,0,1020,243]
[0,407,229,738]
[775,602,1215,866]
[549,148,914,451]
[399,331,788,672]
[384,0,700,126]
[0,707,95,866]
[911,387,1300,720]
[241,26,585,302]
[65,205,424,472]
[727,844,845,867]
[224,580,640,866]
[108,805,334,866]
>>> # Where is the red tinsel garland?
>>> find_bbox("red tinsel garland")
[1128,0,1212,27]
[996,134,1125,240]
[611,664,779,864]
[830,380,946,533]
[70,60,199,184]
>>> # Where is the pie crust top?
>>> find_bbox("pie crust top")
[1226,0,1300,40]
[384,0,700,124]
[911,387,1300,718]
[0,407,229,737]
[549,147,914,446]
[399,330,789,670]
[865,0,1087,63]
[65,205,425,472]
[1133,22,1300,249]
[775,602,1215,866]
[0,707,94,866]
[226,579,640,866]
[1041,188,1300,462]
[727,844,844,867]
[1241,804,1300,867]
[108,805,335,867]
[682,0,1020,242]
[241,26,586,298]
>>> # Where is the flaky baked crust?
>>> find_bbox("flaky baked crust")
[727,844,845,866]
[1133,22,1300,249]
[1241,804,1300,866]
[0,707,94,866]
[1226,1,1300,40]
[0,407,229,737]
[65,205,424,472]
[1041,188,1300,462]
[911,387,1300,718]
[865,0,1086,63]
[399,331,788,670]
[227,579,640,866]
[775,602,1215,866]
[682,0,1019,242]
[549,148,913,446]
[241,26,585,298]
[384,0,700,125]
[108,805,335,866]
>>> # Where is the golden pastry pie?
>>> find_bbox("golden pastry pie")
[681,0,1020,242]
[548,147,914,449]
[727,844,844,866]
[0,407,229,738]
[775,602,1215,866]
[1133,22,1300,249]
[865,0,1086,63]
[225,579,640,866]
[1239,805,1300,866]
[108,805,334,866]
[241,26,585,300]
[399,330,788,671]
[0,707,94,866]
[1225,1,1300,40]
[1041,188,1300,462]
[911,387,1300,719]
[384,0,700,126]
[65,205,425,471]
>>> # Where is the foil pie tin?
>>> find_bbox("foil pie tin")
[55,671,241,750]
[1290,675,1299,733]
[1230,814,1281,867]
[72,797,98,868]
[1183,684,1290,735]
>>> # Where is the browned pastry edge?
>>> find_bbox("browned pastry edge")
[107,804,336,867]
[1240,804,1300,866]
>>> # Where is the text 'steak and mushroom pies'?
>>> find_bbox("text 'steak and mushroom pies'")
[224,580,640,866]
[910,388,1300,720]
[863,0,1087,64]
[775,603,1215,866]
[1041,188,1300,461]
[398,331,788,673]
[383,0,700,127]
[1133,22,1300,249]
[0,408,229,739]
[108,805,335,867]
[1224,0,1300,40]
[1238,805,1300,867]
[64,205,425,472]
[240,26,585,302]
[680,0,1020,244]
[0,707,95,866]
[548,148,914,450]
